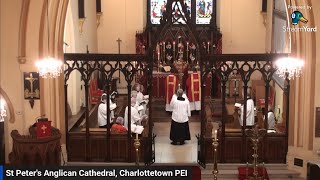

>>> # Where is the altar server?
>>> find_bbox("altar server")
[98,93,117,128]
[170,89,191,145]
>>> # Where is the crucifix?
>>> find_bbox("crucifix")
[24,72,40,109]
[116,38,122,83]
[25,73,38,97]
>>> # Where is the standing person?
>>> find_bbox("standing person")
[98,93,117,128]
[237,95,255,128]
[264,106,275,129]
[170,89,191,145]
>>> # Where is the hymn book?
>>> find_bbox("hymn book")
[131,124,144,134]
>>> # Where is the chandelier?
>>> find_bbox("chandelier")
[0,98,6,122]
[36,57,63,78]
[35,0,62,78]
[275,57,304,80]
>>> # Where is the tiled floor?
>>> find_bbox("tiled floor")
[153,122,200,163]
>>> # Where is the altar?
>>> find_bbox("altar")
[152,71,212,99]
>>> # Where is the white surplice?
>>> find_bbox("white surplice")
[97,101,117,127]
[170,97,191,123]
[239,99,255,126]
[124,106,142,129]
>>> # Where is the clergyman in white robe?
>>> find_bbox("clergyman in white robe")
[239,98,255,127]
[169,89,191,145]
[264,110,275,129]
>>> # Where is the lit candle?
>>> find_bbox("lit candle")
[173,41,176,51]
[207,41,210,53]
[214,130,217,140]
[158,52,160,61]
[186,42,189,51]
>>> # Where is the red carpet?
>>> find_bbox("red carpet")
[238,166,269,180]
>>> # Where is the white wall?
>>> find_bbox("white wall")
[97,0,145,94]
[64,0,98,114]
[218,0,267,53]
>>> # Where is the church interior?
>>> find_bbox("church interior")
[1,0,320,179]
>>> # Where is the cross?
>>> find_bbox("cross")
[41,124,47,134]
[25,73,38,97]
[116,38,122,54]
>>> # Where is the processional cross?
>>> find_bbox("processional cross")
[116,38,122,83]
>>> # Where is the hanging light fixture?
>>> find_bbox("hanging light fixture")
[36,0,62,78]
[275,57,304,80]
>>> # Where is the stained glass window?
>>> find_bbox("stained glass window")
[172,0,191,24]
[196,0,212,24]
[150,0,168,24]
[150,0,214,25]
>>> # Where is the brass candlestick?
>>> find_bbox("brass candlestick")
[212,134,219,180]
[134,134,141,166]
[245,126,267,180]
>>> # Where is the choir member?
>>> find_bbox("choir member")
[124,97,147,129]
[111,117,128,133]
[98,93,117,128]
[170,89,191,145]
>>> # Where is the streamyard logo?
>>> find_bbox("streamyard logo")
[283,10,317,32]
[291,11,308,25]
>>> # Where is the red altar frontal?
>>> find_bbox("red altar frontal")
[152,72,212,99]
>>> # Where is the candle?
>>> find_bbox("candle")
[158,52,160,61]
[173,41,176,51]
[214,130,217,140]
[186,42,189,51]
[207,41,210,53]
[136,133,138,140]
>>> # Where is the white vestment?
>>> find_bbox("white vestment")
[136,91,148,115]
[170,97,191,123]
[124,106,142,129]
[264,111,275,129]
[168,93,189,112]
[239,99,255,126]
[97,101,117,127]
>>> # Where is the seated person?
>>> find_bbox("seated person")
[98,93,117,128]
[111,117,128,133]
[124,97,147,129]
[264,106,275,129]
